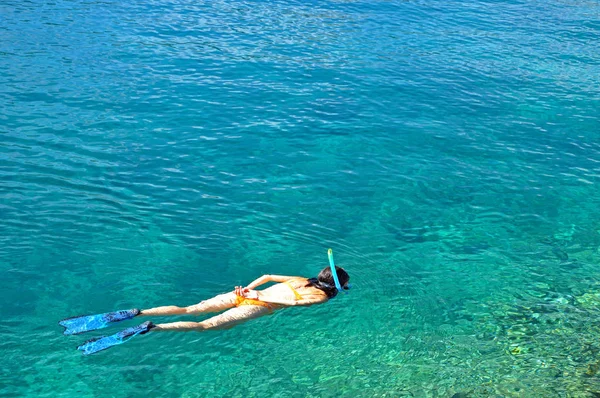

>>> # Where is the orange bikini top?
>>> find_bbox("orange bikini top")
[284,281,303,301]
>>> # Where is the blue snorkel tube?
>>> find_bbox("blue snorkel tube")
[328,248,349,294]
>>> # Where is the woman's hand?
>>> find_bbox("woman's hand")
[234,286,259,299]
[234,286,245,296]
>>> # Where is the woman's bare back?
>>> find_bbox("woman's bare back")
[258,277,328,305]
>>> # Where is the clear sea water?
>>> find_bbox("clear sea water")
[2,0,600,396]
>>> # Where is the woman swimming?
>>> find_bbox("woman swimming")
[60,253,349,355]
[142,265,350,332]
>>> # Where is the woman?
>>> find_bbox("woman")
[60,264,350,355]
[143,265,350,332]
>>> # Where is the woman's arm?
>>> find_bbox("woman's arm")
[256,295,327,307]
[245,274,300,290]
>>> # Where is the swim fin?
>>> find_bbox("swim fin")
[59,308,141,335]
[77,321,154,355]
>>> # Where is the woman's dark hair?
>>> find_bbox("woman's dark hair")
[307,266,350,298]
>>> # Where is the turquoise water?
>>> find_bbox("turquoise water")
[2,0,600,396]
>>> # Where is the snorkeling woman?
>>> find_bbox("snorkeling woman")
[60,250,350,355]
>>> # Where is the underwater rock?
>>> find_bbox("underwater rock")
[584,362,599,377]
[451,392,471,398]
[552,246,569,262]
[509,345,523,355]
[575,292,600,309]
[551,296,570,306]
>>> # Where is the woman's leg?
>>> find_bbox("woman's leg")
[151,305,270,332]
[140,292,237,316]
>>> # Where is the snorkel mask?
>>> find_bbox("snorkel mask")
[327,249,350,293]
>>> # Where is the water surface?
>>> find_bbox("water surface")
[2,0,600,396]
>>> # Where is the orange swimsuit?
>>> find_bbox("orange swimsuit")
[235,280,303,310]
[284,281,303,300]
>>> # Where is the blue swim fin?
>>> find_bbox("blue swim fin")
[77,321,155,355]
[59,309,140,335]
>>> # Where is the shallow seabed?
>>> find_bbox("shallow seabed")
[2,0,600,396]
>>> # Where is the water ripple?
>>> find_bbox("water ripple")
[2,0,600,396]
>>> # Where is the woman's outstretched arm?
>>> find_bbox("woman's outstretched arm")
[245,274,299,290]
[257,295,327,307]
